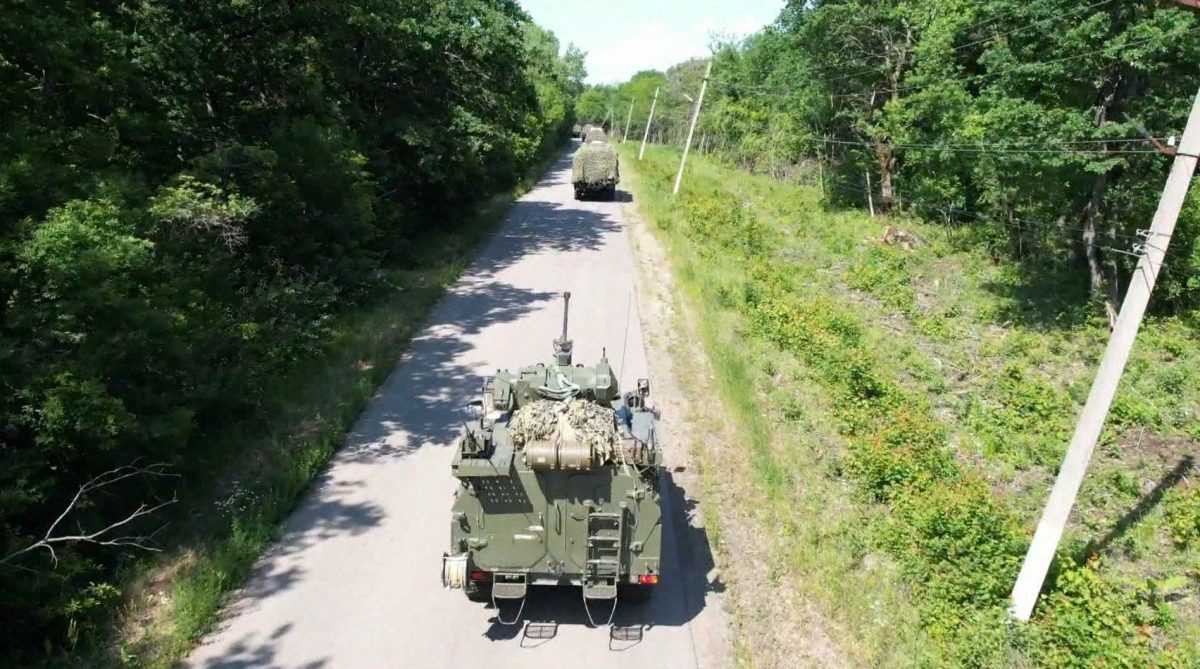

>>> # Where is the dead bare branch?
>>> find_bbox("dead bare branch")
[1,463,178,569]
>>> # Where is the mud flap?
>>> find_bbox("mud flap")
[491,573,528,626]
[492,572,528,600]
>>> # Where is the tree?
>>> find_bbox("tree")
[0,0,584,659]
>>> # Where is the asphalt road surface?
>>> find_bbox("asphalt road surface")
[186,146,724,669]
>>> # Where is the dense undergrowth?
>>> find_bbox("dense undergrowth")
[0,2,585,665]
[623,143,1200,667]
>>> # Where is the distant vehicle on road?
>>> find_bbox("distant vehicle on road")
[572,131,620,201]
[441,292,662,625]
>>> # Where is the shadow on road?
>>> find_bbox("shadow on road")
[206,483,388,637]
[195,624,329,669]
[477,471,721,651]
[341,165,624,458]
[191,149,641,668]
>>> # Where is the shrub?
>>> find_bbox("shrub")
[1031,559,1152,669]
[1163,485,1200,548]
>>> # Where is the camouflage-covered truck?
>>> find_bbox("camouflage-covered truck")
[572,128,619,201]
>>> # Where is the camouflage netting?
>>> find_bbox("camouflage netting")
[509,399,616,461]
[572,143,619,184]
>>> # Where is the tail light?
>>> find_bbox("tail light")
[470,570,491,582]
[638,574,659,585]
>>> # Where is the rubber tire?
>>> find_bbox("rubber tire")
[465,582,492,603]
[618,584,654,605]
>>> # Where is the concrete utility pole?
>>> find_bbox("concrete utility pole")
[674,60,713,195]
[622,100,634,143]
[639,86,659,161]
[1009,88,1200,622]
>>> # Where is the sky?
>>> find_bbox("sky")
[519,0,785,85]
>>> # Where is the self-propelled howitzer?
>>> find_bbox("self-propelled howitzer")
[441,292,663,623]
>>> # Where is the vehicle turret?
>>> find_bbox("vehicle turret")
[486,292,619,411]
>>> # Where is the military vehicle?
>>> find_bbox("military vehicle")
[572,130,620,201]
[441,292,662,625]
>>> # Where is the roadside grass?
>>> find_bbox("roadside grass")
[99,146,567,668]
[623,149,932,666]
[620,143,1200,667]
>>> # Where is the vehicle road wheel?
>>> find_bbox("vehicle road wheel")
[618,584,654,604]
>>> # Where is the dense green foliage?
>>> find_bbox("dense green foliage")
[0,1,582,661]
[601,0,1200,316]
[625,143,1200,667]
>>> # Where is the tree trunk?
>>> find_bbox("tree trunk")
[870,23,909,214]
[1081,171,1119,328]
[1082,175,1106,296]
[1082,77,1121,328]
[875,142,896,212]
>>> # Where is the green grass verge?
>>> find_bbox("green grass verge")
[90,145,567,669]
[621,144,1200,668]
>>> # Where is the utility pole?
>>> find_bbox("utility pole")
[674,60,713,195]
[1009,88,1200,622]
[622,99,634,143]
[639,86,659,160]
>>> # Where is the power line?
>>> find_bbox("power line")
[817,136,1163,155]
[817,0,1119,88]
[830,27,1200,101]
[952,0,1119,56]
[710,25,1199,104]
[818,170,1149,245]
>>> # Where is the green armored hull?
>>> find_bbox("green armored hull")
[441,293,662,622]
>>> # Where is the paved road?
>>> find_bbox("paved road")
[186,146,723,669]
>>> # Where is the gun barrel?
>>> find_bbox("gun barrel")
[561,291,571,339]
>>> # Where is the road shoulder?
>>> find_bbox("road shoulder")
[622,166,848,669]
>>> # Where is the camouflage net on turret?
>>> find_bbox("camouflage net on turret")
[508,399,616,461]
[571,143,619,185]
